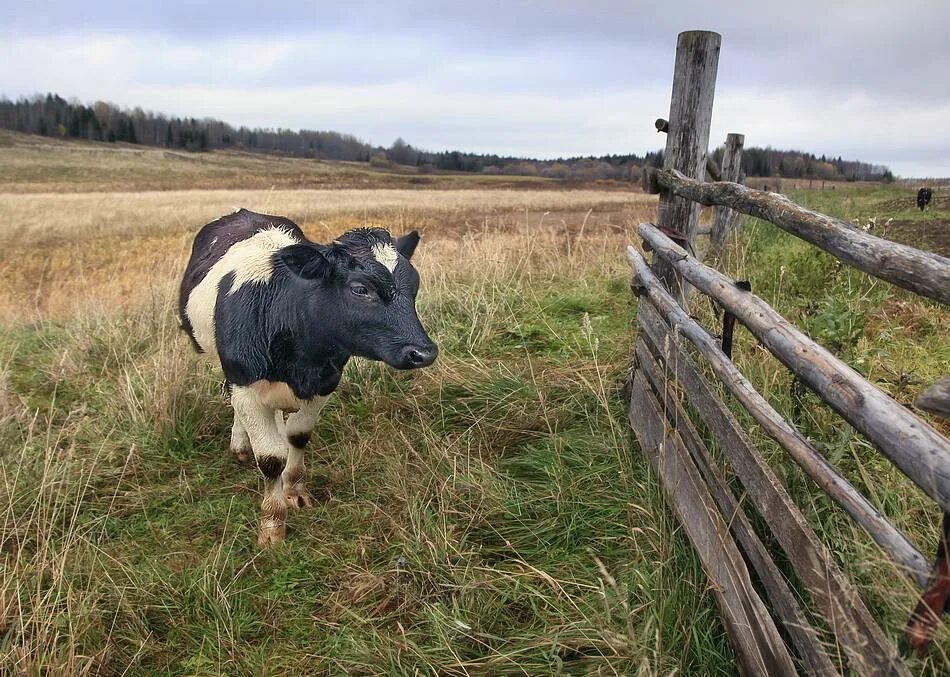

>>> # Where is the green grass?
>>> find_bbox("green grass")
[787,183,950,255]
[0,222,738,674]
[0,180,947,674]
[701,189,949,671]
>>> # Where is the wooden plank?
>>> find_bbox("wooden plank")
[631,249,930,581]
[630,278,928,586]
[635,338,838,676]
[655,168,950,305]
[637,224,950,513]
[917,376,950,418]
[628,371,798,676]
[633,301,910,675]
[653,30,721,303]
[708,133,745,261]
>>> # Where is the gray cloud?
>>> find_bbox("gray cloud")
[2,1,949,176]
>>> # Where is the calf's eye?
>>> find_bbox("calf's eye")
[351,284,369,297]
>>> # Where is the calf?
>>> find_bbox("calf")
[918,187,933,211]
[179,209,438,546]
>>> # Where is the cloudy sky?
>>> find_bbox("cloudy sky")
[2,1,948,176]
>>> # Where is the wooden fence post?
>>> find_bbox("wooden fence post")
[654,30,720,303]
[708,133,745,261]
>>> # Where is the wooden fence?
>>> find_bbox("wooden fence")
[628,31,950,675]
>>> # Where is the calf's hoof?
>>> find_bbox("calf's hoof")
[285,483,314,509]
[257,519,286,547]
[285,482,331,509]
[231,445,253,464]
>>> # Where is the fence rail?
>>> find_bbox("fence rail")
[627,245,931,585]
[639,222,950,512]
[627,29,950,674]
[656,168,950,305]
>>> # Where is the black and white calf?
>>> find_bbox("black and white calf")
[178,209,437,546]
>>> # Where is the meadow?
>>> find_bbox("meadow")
[0,134,947,674]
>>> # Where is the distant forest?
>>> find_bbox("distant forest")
[0,93,893,182]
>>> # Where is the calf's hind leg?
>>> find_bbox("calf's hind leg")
[231,385,288,547]
[282,396,328,509]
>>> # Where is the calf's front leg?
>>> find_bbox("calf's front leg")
[231,385,289,547]
[229,409,253,464]
[282,396,328,509]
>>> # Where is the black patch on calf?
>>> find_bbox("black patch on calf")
[276,243,337,280]
[269,329,298,365]
[215,269,350,398]
[395,230,420,259]
[178,209,306,352]
[288,431,311,449]
[257,454,286,479]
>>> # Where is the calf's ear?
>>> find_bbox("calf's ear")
[278,243,340,280]
[395,231,421,260]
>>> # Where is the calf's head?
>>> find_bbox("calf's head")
[278,228,438,369]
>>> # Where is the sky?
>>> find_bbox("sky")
[2,1,949,177]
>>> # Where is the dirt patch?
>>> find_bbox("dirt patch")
[882,219,950,256]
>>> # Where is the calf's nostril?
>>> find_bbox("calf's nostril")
[397,344,437,368]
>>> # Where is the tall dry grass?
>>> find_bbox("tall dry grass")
[2,189,717,674]
[0,188,651,320]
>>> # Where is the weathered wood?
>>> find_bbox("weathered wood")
[653,31,721,303]
[629,371,798,676]
[917,376,950,418]
[633,299,911,674]
[656,168,950,305]
[635,338,838,676]
[638,223,950,512]
[628,249,930,587]
[708,133,745,261]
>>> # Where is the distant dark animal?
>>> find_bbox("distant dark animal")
[917,187,933,211]
[179,209,438,546]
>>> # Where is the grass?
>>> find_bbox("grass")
[708,190,949,671]
[0,141,948,673]
[787,182,950,255]
[0,129,564,194]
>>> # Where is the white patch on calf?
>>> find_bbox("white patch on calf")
[371,242,399,273]
[285,396,328,439]
[250,379,302,412]
[185,226,299,357]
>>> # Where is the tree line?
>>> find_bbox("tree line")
[1,93,892,182]
[712,145,893,182]
[0,93,373,161]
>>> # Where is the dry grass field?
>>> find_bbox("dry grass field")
[0,186,637,320]
[0,134,948,674]
[0,129,563,194]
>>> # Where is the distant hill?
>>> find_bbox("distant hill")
[0,129,565,193]
[0,93,893,182]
